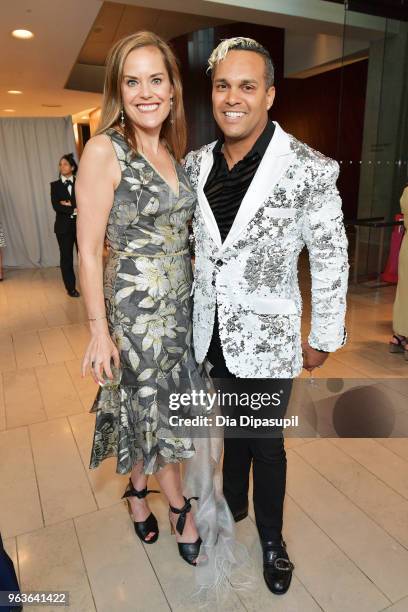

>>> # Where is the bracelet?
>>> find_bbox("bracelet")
[88,315,107,322]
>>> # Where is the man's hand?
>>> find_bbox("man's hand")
[302,341,329,372]
[59,200,72,206]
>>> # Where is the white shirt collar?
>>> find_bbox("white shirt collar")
[61,175,74,183]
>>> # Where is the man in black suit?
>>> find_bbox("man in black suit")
[50,154,80,297]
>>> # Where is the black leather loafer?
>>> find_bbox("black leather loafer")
[262,538,294,595]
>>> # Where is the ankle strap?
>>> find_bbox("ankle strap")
[169,496,199,535]
[122,479,160,500]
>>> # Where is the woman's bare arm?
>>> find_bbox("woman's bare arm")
[76,134,121,383]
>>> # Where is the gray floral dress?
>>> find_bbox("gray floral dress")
[89,129,203,475]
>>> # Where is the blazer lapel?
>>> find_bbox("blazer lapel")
[197,143,222,248]
[221,122,295,251]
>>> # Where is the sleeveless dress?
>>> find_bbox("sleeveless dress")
[89,129,203,475]
[0,220,6,248]
[393,186,408,336]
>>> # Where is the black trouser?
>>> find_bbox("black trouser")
[55,230,77,292]
[207,308,292,541]
[0,532,22,611]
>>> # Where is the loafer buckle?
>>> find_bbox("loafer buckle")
[274,557,294,572]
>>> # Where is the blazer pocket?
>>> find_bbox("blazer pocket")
[245,296,298,315]
[263,207,297,219]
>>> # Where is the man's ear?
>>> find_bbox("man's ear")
[266,86,276,111]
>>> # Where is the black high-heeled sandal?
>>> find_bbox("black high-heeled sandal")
[122,479,160,544]
[389,334,407,353]
[169,496,202,566]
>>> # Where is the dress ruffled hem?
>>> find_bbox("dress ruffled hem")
[88,348,206,475]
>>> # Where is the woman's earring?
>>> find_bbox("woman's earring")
[120,108,125,128]
[170,98,174,125]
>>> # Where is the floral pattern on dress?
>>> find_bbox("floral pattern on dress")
[89,129,203,475]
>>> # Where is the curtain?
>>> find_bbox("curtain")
[0,116,77,267]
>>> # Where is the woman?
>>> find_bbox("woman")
[0,216,6,281]
[76,31,203,565]
[50,154,80,297]
[390,183,408,359]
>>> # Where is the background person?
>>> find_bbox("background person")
[0,216,6,281]
[390,183,408,358]
[0,532,23,612]
[50,153,80,297]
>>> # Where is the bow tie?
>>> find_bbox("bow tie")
[65,180,72,186]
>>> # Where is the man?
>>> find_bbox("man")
[184,37,348,595]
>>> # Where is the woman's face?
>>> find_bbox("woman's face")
[59,158,74,176]
[121,45,174,134]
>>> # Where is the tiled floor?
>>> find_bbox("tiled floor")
[0,266,407,611]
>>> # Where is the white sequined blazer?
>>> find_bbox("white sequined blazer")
[184,122,349,378]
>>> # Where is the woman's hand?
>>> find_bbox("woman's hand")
[82,331,120,384]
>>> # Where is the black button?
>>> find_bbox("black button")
[216,259,223,266]
[212,279,216,286]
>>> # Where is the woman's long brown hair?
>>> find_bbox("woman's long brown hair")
[96,31,187,162]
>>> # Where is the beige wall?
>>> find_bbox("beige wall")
[89,108,101,136]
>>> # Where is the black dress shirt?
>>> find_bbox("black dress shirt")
[204,121,275,242]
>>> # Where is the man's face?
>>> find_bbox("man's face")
[212,50,275,141]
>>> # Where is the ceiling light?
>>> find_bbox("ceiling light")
[11,29,34,39]
[81,116,88,119]
[3,109,16,112]
[7,90,22,95]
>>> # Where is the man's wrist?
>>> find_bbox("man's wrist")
[307,342,329,354]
